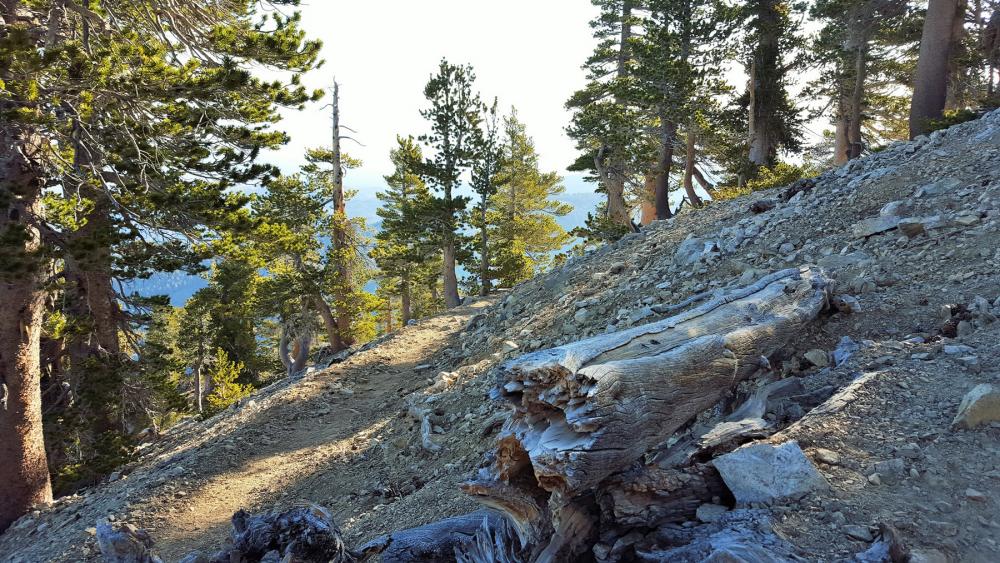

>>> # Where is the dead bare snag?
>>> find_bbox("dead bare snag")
[463,266,830,560]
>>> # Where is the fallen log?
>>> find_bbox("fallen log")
[463,266,830,560]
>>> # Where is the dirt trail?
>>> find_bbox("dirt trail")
[132,301,488,560]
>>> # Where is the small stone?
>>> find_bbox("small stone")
[574,308,592,324]
[813,448,841,465]
[897,218,928,238]
[953,211,981,226]
[896,443,921,459]
[832,295,862,314]
[956,320,974,337]
[952,384,1000,429]
[867,473,882,485]
[501,340,519,353]
[966,488,987,502]
[909,548,950,563]
[843,524,874,542]
[803,349,829,368]
[695,503,728,523]
[85,526,97,536]
[779,242,796,255]
[927,520,959,537]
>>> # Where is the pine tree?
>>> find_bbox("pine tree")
[635,0,732,218]
[809,0,913,164]
[487,110,573,287]
[0,0,320,529]
[371,136,440,324]
[567,0,646,229]
[741,0,803,181]
[471,99,503,296]
[418,59,483,308]
[253,161,374,368]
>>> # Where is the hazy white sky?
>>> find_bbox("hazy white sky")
[264,1,601,196]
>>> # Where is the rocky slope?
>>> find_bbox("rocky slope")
[3,110,1000,562]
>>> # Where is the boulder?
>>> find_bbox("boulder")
[952,384,1000,429]
[712,441,828,504]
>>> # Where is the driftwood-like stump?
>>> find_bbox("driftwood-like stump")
[463,267,830,560]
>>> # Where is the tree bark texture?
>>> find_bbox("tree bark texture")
[910,0,961,139]
[0,126,53,532]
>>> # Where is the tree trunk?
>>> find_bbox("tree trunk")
[834,30,869,165]
[194,364,203,413]
[910,0,961,139]
[595,147,630,228]
[639,170,656,225]
[442,231,461,308]
[747,0,782,171]
[0,127,53,532]
[653,116,677,220]
[462,267,830,558]
[945,0,969,110]
[599,0,634,229]
[329,81,355,351]
[682,126,702,208]
[479,194,490,296]
[400,271,412,325]
[315,295,343,352]
[386,296,393,333]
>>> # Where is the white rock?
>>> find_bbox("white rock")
[712,441,828,504]
[952,384,1000,429]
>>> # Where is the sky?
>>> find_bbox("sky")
[263,1,602,197]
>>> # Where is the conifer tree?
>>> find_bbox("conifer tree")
[371,136,440,324]
[809,0,913,164]
[487,111,573,287]
[741,0,802,181]
[567,0,646,229]
[471,99,503,296]
[418,60,483,308]
[636,0,731,218]
[0,0,320,530]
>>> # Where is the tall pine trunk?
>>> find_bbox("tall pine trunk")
[442,230,461,308]
[834,32,869,165]
[746,0,782,175]
[329,82,354,350]
[639,171,656,226]
[910,0,961,139]
[653,116,677,220]
[0,128,53,532]
[479,194,490,296]
[682,126,702,208]
[64,186,122,441]
[603,0,633,228]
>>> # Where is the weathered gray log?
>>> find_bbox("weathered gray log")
[464,267,830,560]
[356,510,504,563]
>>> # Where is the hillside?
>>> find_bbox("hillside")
[3,111,1000,562]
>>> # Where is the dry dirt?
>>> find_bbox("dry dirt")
[3,111,1000,562]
